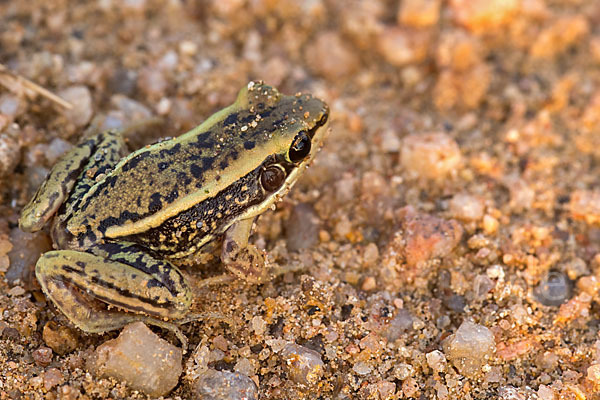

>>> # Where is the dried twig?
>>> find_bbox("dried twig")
[0,63,73,110]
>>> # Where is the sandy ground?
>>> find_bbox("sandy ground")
[2,0,600,399]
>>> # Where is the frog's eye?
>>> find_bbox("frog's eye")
[289,132,311,163]
[261,165,286,192]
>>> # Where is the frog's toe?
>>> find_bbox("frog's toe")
[225,246,269,283]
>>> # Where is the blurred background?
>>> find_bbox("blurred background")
[2,0,600,399]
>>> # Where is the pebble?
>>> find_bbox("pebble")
[530,16,589,59]
[449,193,484,221]
[397,0,440,28]
[7,286,25,296]
[396,206,463,267]
[377,381,396,399]
[43,368,64,391]
[361,276,377,291]
[435,29,482,71]
[285,203,320,252]
[212,335,229,352]
[107,68,138,96]
[281,343,324,386]
[89,322,182,397]
[58,85,93,127]
[32,346,53,367]
[449,0,520,34]
[577,275,600,297]
[234,357,255,377]
[0,132,21,180]
[564,258,588,280]
[426,350,447,372]
[109,94,153,124]
[2,327,20,340]
[433,64,491,110]
[534,270,571,306]
[137,67,167,99]
[45,138,73,165]
[472,274,495,300]
[305,31,359,80]
[482,214,499,234]
[383,308,414,342]
[42,322,78,356]
[6,228,52,288]
[569,190,600,225]
[587,364,600,385]
[377,27,431,67]
[192,369,258,400]
[352,361,372,376]
[400,132,462,180]
[402,377,419,397]
[442,320,495,377]
[0,94,22,119]
[537,385,556,400]
[555,292,592,324]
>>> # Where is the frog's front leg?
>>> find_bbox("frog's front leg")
[35,241,193,346]
[221,218,269,283]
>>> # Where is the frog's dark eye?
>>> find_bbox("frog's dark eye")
[261,165,286,192]
[289,132,311,163]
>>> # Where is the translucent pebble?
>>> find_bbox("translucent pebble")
[534,271,572,306]
[400,132,462,180]
[0,94,21,117]
[281,343,324,386]
[46,138,73,165]
[449,193,484,221]
[192,369,257,400]
[383,308,414,342]
[443,320,495,377]
[473,274,495,300]
[426,350,447,372]
[353,361,372,376]
[59,86,93,127]
[587,364,600,384]
[89,322,182,397]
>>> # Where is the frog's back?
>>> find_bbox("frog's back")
[66,82,328,241]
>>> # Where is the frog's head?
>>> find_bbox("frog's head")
[226,81,330,219]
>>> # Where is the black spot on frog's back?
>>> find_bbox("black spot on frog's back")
[190,164,203,179]
[193,131,214,149]
[224,113,238,126]
[164,189,178,204]
[149,193,162,213]
[202,156,215,170]
[121,152,151,172]
[244,140,255,150]
[159,143,182,158]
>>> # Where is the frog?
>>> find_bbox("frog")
[19,81,329,346]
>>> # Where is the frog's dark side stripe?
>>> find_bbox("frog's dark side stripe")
[123,155,291,257]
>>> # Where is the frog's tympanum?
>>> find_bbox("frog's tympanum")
[20,82,329,345]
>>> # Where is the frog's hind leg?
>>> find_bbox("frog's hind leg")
[35,241,193,348]
[19,129,127,232]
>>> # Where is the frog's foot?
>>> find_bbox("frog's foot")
[222,242,269,283]
[35,245,193,349]
[221,218,269,283]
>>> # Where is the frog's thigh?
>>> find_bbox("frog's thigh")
[221,218,268,283]
[19,130,127,232]
[35,245,192,335]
